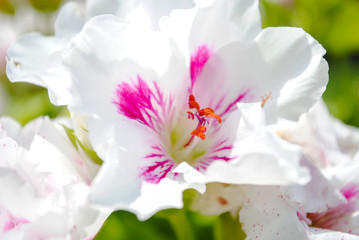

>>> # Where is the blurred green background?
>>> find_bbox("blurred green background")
[0,0,358,239]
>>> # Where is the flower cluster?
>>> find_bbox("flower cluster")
[2,0,359,239]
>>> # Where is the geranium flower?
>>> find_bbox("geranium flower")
[56,0,328,219]
[0,116,108,239]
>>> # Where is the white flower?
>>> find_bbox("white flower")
[52,0,329,219]
[0,116,108,239]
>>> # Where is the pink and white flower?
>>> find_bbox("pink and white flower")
[0,116,108,239]
[55,0,327,219]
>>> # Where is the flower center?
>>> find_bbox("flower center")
[185,94,222,147]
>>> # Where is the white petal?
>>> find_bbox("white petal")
[90,155,185,220]
[6,33,62,87]
[205,103,310,185]
[191,183,245,216]
[173,162,207,194]
[256,27,328,123]
[0,169,48,220]
[195,27,327,123]
[87,0,194,30]
[280,157,346,213]
[129,179,185,220]
[240,186,308,240]
[161,0,261,58]
[66,15,173,79]
[21,212,68,239]
[0,117,22,139]
[89,119,180,219]
[189,0,261,53]
[307,227,359,240]
[6,2,85,89]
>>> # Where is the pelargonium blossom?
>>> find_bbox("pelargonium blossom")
[55,0,327,219]
[0,116,108,239]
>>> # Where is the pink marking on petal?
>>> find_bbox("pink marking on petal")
[141,159,174,184]
[74,158,84,166]
[140,145,175,183]
[308,184,359,231]
[341,184,359,200]
[113,76,166,131]
[219,89,250,116]
[207,155,234,161]
[212,146,233,152]
[145,153,165,159]
[307,184,359,232]
[3,221,15,232]
[151,145,162,151]
[3,212,29,232]
[190,44,212,91]
[308,200,357,230]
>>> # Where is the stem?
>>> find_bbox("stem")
[215,212,246,240]
[167,209,196,240]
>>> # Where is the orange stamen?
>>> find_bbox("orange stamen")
[188,94,200,111]
[191,129,206,140]
[186,95,222,145]
[261,91,272,108]
[199,108,222,123]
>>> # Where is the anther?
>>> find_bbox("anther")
[185,95,222,146]
[261,91,273,108]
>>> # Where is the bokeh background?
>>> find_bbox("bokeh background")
[0,0,358,239]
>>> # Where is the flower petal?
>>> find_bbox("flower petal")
[307,227,359,240]
[240,186,308,240]
[280,157,346,214]
[256,27,328,123]
[189,0,261,52]
[193,27,327,123]
[205,103,310,185]
[6,2,86,105]
[191,183,245,216]
[161,0,261,58]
